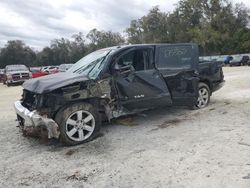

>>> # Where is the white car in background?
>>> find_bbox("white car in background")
[40,66,59,74]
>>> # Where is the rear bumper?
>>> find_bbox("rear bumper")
[212,80,225,92]
[14,101,60,138]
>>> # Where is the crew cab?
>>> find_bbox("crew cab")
[3,65,31,86]
[14,44,225,145]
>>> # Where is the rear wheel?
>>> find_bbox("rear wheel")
[195,83,210,109]
[55,102,101,146]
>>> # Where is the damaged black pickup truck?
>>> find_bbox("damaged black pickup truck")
[14,44,225,145]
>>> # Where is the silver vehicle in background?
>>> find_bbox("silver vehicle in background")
[58,64,73,72]
[3,65,32,86]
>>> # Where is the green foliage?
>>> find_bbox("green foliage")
[86,29,124,52]
[126,0,250,56]
[231,28,250,54]
[0,40,36,68]
[0,30,125,68]
[0,0,250,68]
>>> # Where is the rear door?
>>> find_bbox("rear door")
[155,44,199,106]
[113,47,172,110]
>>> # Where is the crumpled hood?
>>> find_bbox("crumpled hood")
[23,72,89,94]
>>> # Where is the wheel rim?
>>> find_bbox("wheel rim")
[65,110,95,142]
[196,87,209,108]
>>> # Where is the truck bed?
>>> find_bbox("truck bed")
[199,60,224,92]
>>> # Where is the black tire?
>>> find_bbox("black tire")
[7,82,10,87]
[194,82,211,109]
[55,102,101,146]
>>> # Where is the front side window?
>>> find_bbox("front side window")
[117,48,153,72]
[157,45,193,69]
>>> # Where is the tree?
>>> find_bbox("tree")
[125,0,250,55]
[126,6,169,43]
[126,20,144,44]
[0,40,36,68]
[1,0,250,67]
[36,47,54,66]
[70,32,87,63]
[86,29,125,52]
[230,28,250,54]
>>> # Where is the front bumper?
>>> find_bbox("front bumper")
[14,101,60,138]
[7,79,29,84]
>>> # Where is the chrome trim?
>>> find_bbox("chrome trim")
[14,101,60,138]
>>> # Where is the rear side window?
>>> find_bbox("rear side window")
[157,45,193,69]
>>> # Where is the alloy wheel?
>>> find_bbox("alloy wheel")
[196,87,209,108]
[65,110,95,141]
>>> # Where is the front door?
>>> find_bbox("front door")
[155,44,199,106]
[113,47,172,110]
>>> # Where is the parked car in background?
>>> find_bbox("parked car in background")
[14,43,225,145]
[229,55,250,66]
[229,56,242,66]
[224,55,233,65]
[30,67,48,78]
[3,65,31,86]
[41,66,59,74]
[214,56,225,65]
[241,56,249,66]
[246,59,250,66]
[58,64,73,72]
[0,69,4,82]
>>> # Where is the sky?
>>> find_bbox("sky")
[0,0,249,49]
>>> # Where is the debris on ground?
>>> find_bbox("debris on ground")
[242,174,250,179]
[238,142,250,147]
[158,119,182,129]
[65,149,77,156]
[115,116,138,126]
[66,171,88,182]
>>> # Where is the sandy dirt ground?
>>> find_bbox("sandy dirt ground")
[0,67,250,188]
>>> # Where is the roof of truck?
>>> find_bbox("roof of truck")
[97,43,197,54]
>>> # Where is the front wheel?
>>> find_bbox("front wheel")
[55,102,101,146]
[195,83,210,109]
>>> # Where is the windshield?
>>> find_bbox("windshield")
[67,49,112,79]
[6,65,28,72]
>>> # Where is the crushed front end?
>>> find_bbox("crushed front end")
[14,90,60,139]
